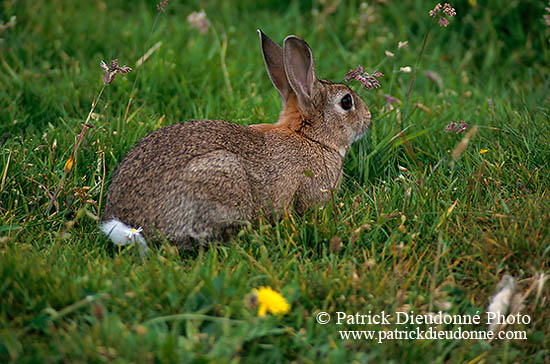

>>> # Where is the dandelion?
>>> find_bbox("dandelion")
[344,65,383,90]
[429,3,456,27]
[248,286,290,317]
[445,120,469,134]
[479,149,488,154]
[187,9,210,34]
[100,59,132,85]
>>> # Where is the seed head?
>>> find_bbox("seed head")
[100,59,132,85]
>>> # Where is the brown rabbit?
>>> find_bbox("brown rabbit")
[101,30,371,249]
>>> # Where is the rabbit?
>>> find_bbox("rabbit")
[101,30,371,250]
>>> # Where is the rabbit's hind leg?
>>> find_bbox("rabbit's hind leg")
[161,150,256,248]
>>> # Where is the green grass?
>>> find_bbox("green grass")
[1,0,549,362]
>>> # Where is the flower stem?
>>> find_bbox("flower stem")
[123,12,162,126]
[45,84,106,216]
[212,26,234,99]
[402,22,433,124]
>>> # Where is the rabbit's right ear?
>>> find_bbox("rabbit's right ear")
[258,29,291,105]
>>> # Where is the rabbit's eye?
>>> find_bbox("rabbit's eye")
[340,94,353,110]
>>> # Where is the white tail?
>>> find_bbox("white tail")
[101,218,148,251]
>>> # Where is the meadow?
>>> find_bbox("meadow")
[1,0,549,362]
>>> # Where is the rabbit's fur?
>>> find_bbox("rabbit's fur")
[101,31,371,249]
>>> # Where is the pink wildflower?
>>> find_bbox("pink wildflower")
[429,3,442,17]
[487,98,495,110]
[429,3,456,27]
[445,120,468,134]
[187,9,210,34]
[443,3,456,17]
[344,65,383,90]
[157,0,170,12]
[100,59,132,85]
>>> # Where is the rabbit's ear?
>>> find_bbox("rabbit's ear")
[258,29,291,105]
[283,36,318,111]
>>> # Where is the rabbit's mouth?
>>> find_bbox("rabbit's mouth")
[352,126,368,143]
[341,121,368,158]
[353,105,371,142]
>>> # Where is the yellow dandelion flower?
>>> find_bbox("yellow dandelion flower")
[253,286,290,317]
[479,149,489,154]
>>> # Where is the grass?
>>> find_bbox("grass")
[1,0,549,362]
